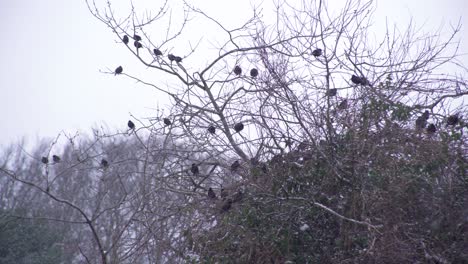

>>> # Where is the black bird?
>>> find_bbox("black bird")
[191,163,199,175]
[338,99,348,110]
[360,77,369,86]
[312,48,322,57]
[128,120,135,130]
[250,68,259,78]
[115,66,123,75]
[133,34,142,41]
[101,159,109,168]
[232,190,243,203]
[208,188,217,199]
[168,54,176,61]
[122,35,129,45]
[326,88,337,96]
[208,125,216,134]
[351,75,362,85]
[447,115,459,126]
[134,41,142,49]
[426,123,436,134]
[174,56,183,63]
[231,160,240,172]
[163,118,172,126]
[52,155,60,163]
[153,48,162,56]
[234,122,244,133]
[220,188,228,199]
[234,66,242,76]
[221,199,233,212]
[421,110,430,120]
[41,156,49,164]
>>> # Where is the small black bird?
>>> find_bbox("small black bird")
[191,163,199,175]
[153,49,162,56]
[312,48,322,57]
[134,41,142,49]
[52,155,60,163]
[447,115,459,126]
[426,123,436,134]
[250,68,259,78]
[163,118,172,126]
[208,125,216,134]
[234,66,242,76]
[351,75,362,85]
[338,99,348,110]
[174,56,183,63]
[208,188,217,199]
[234,122,244,132]
[122,35,129,45]
[101,159,109,168]
[360,77,369,86]
[326,88,337,96]
[231,160,240,172]
[128,120,135,130]
[133,34,142,41]
[115,66,123,75]
[421,110,430,120]
[221,199,233,212]
[168,54,176,61]
[41,156,49,164]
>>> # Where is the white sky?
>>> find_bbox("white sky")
[0,0,467,148]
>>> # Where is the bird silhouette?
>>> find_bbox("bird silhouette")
[128,120,135,130]
[153,49,162,56]
[174,56,182,63]
[231,160,240,172]
[191,163,199,175]
[41,157,48,164]
[421,110,430,120]
[447,115,459,126]
[351,75,362,85]
[312,48,322,57]
[134,41,142,49]
[115,66,123,75]
[168,54,176,61]
[221,199,233,212]
[101,159,109,168]
[52,155,60,163]
[122,35,129,45]
[426,124,436,134]
[163,118,172,126]
[234,66,242,76]
[133,34,142,41]
[250,68,259,78]
[234,122,244,132]
[326,89,337,96]
[208,188,217,199]
[208,125,216,134]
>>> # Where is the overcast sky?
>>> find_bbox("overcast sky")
[0,0,467,148]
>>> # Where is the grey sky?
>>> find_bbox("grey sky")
[0,0,466,147]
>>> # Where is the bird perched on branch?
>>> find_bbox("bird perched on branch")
[101,159,109,168]
[128,120,135,130]
[231,160,240,172]
[134,41,142,49]
[312,48,322,57]
[122,35,129,45]
[163,118,172,126]
[447,115,459,126]
[208,188,217,199]
[52,155,60,163]
[351,75,362,85]
[168,54,176,62]
[234,122,244,132]
[133,34,142,41]
[174,56,183,63]
[250,68,259,78]
[234,66,242,76]
[115,66,123,75]
[41,157,48,164]
[208,125,216,134]
[153,49,162,56]
[415,111,430,129]
[191,163,199,175]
